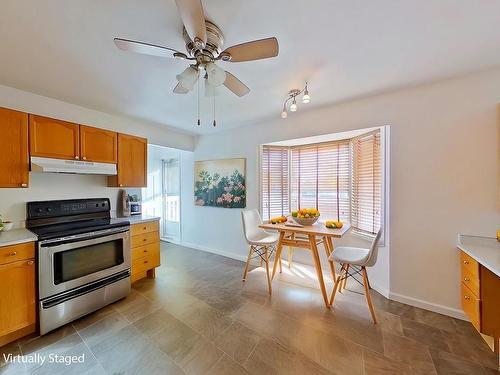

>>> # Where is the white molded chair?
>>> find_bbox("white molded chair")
[241,209,282,294]
[329,229,383,323]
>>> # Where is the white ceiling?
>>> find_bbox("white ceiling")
[1,1,500,135]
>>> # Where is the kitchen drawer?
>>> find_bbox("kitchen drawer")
[131,231,159,248]
[461,266,480,298]
[461,282,481,331]
[131,221,159,236]
[460,251,479,281]
[131,242,160,261]
[0,243,34,265]
[131,251,160,276]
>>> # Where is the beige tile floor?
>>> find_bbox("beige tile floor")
[1,242,499,374]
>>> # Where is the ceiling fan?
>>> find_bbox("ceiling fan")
[114,0,279,97]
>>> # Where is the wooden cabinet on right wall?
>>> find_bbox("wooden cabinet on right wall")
[108,133,147,187]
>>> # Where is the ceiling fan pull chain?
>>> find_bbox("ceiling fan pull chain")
[197,78,201,126]
[213,92,216,127]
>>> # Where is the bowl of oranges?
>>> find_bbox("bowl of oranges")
[291,208,320,226]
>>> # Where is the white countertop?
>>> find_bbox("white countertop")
[113,214,160,225]
[0,228,37,247]
[457,235,500,278]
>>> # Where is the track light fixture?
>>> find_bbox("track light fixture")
[280,82,310,118]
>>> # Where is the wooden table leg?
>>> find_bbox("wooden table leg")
[271,231,285,280]
[323,236,336,283]
[494,337,499,370]
[309,235,329,308]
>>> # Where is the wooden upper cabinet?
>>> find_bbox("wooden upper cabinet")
[80,125,117,163]
[29,115,80,160]
[0,108,29,188]
[109,134,147,187]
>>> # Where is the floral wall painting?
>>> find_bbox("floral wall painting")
[194,158,246,208]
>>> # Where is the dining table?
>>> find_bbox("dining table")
[259,221,350,308]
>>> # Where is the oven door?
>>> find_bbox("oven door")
[38,227,130,300]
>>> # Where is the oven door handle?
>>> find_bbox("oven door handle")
[39,230,130,253]
[39,227,129,247]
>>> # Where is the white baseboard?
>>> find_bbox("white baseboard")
[181,241,248,262]
[389,291,468,321]
[180,241,468,321]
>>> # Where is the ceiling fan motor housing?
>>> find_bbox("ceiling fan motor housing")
[183,20,225,63]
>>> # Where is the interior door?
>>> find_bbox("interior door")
[29,115,80,160]
[80,125,118,163]
[162,158,181,242]
[0,107,29,188]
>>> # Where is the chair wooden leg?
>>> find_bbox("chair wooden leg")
[342,264,350,290]
[279,254,283,273]
[242,246,253,281]
[330,264,345,305]
[362,267,377,323]
[264,246,272,295]
[288,247,293,268]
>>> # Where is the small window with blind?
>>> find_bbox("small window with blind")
[260,128,383,237]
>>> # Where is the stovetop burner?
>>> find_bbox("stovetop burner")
[26,198,129,240]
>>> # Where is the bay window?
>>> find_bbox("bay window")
[260,129,382,236]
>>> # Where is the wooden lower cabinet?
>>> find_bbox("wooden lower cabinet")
[0,242,36,347]
[130,221,160,283]
[459,250,500,362]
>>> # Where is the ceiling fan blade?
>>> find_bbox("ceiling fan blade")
[175,0,207,46]
[220,37,279,62]
[223,71,250,97]
[173,83,189,94]
[114,38,181,58]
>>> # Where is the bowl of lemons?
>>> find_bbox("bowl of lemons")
[292,208,320,226]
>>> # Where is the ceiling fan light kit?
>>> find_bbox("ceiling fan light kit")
[113,0,279,127]
[281,83,311,119]
[176,66,199,91]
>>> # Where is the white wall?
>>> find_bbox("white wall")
[0,85,195,225]
[182,66,500,319]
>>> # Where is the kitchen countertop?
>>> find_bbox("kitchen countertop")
[457,234,500,278]
[113,214,160,225]
[0,228,37,247]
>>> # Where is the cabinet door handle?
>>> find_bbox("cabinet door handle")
[9,251,17,256]
[27,260,34,265]
[144,260,148,264]
[82,156,87,160]
[464,277,470,282]
[143,238,147,242]
[143,250,148,253]
[463,260,469,265]
[119,184,123,187]
[75,156,79,160]
[464,295,470,300]
[21,183,27,187]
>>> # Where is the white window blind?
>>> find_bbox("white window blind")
[261,145,289,220]
[290,141,351,222]
[351,131,381,235]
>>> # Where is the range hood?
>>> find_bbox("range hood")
[31,157,117,175]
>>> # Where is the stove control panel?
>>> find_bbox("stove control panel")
[27,198,111,219]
